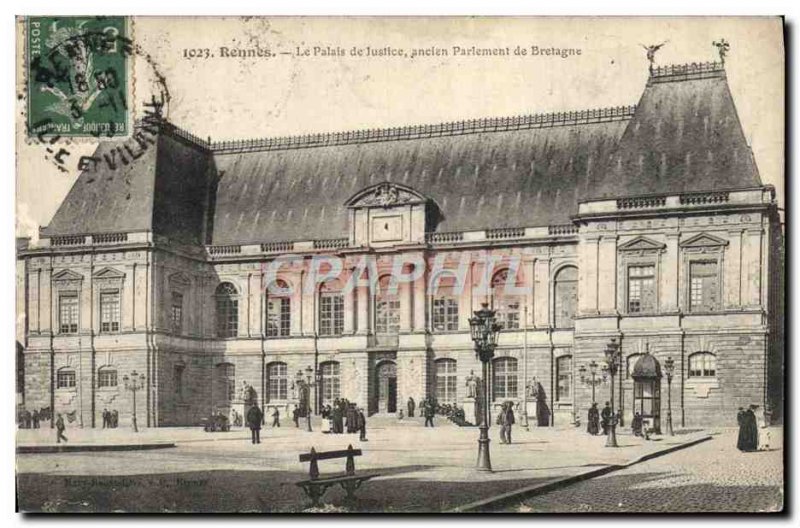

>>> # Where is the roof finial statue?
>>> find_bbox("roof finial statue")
[641,41,668,74]
[713,38,730,64]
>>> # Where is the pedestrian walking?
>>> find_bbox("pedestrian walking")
[271,407,280,428]
[102,408,109,429]
[357,407,368,442]
[32,409,40,429]
[587,403,600,435]
[600,402,612,435]
[247,405,263,444]
[55,413,68,443]
[497,402,516,444]
[407,397,415,418]
[423,399,435,427]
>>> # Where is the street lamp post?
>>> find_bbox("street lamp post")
[469,303,503,472]
[122,370,146,433]
[578,360,606,404]
[603,339,621,448]
[664,356,675,436]
[296,366,317,432]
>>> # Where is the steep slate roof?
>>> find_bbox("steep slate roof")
[41,62,764,246]
[593,63,761,198]
[209,114,629,245]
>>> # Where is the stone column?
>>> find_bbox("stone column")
[597,235,618,314]
[343,267,355,334]
[662,233,680,312]
[725,229,743,309]
[413,267,426,332]
[743,228,764,308]
[579,236,600,315]
[533,258,550,328]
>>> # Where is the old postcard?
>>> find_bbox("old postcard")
[14,16,785,513]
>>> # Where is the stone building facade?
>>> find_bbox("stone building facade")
[16,61,784,429]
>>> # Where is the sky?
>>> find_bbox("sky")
[15,16,784,239]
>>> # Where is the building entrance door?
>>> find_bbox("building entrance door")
[376,361,397,413]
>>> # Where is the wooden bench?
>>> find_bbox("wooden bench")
[295,444,380,507]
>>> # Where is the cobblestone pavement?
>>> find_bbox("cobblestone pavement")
[16,419,710,512]
[507,428,784,513]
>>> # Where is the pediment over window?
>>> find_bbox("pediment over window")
[345,182,429,209]
[93,267,125,280]
[680,233,728,248]
[618,236,666,252]
[52,269,84,282]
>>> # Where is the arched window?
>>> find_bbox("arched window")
[431,273,460,332]
[375,275,400,335]
[97,366,118,388]
[266,280,291,337]
[319,280,344,336]
[215,282,239,338]
[266,362,288,401]
[435,358,458,403]
[554,266,578,328]
[688,352,717,378]
[492,357,518,400]
[57,367,76,389]
[320,361,341,403]
[626,353,644,379]
[556,355,572,401]
[215,362,235,402]
[491,270,521,330]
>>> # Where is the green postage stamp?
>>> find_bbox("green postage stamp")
[26,16,129,138]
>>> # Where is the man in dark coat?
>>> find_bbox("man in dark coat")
[737,405,759,452]
[55,413,68,443]
[357,407,368,441]
[111,410,119,428]
[632,412,644,437]
[271,407,280,428]
[407,397,416,418]
[423,399,435,427]
[247,405,263,444]
[32,410,40,429]
[332,402,343,434]
[102,408,109,429]
[587,403,600,435]
[600,402,612,435]
[24,410,32,429]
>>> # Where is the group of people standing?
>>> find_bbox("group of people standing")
[17,408,47,429]
[586,402,616,436]
[737,404,764,452]
[321,399,368,440]
[101,408,120,428]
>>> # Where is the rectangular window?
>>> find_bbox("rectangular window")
[432,297,459,332]
[628,265,656,313]
[171,293,183,334]
[556,356,572,401]
[100,291,120,333]
[266,297,291,337]
[492,358,518,400]
[375,299,400,335]
[319,293,344,336]
[98,370,117,388]
[57,370,76,389]
[59,293,79,334]
[267,363,288,400]
[690,261,719,312]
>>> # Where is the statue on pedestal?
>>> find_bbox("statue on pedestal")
[465,370,479,399]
